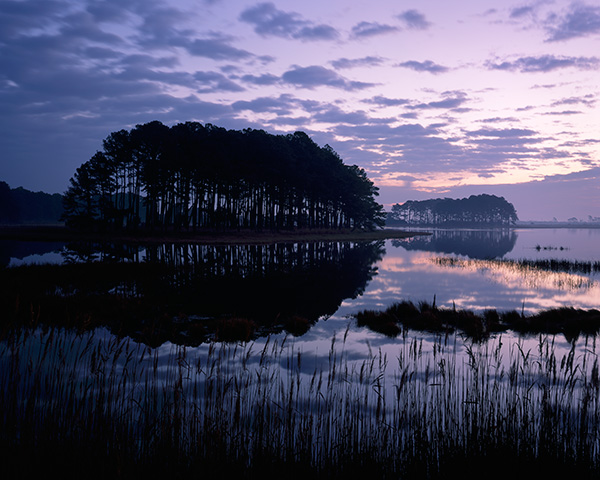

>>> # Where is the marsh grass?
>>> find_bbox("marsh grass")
[2,324,600,479]
[356,300,600,341]
[434,255,600,283]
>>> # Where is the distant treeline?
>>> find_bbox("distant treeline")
[0,181,63,225]
[62,121,385,231]
[388,194,518,227]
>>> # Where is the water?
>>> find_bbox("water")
[4,228,600,473]
[351,228,600,316]
[3,227,600,367]
[4,227,600,319]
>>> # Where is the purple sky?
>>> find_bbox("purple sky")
[1,0,599,220]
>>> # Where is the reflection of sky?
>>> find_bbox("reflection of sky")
[346,229,600,316]
[7,229,600,316]
[6,229,600,417]
[504,228,600,262]
[8,251,64,267]
[294,228,600,375]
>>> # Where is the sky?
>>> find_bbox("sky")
[1,0,599,221]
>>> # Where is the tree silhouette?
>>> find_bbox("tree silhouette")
[62,161,101,229]
[1,182,63,225]
[63,121,385,232]
[389,194,518,226]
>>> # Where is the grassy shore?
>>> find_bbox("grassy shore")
[2,325,600,479]
[0,224,427,244]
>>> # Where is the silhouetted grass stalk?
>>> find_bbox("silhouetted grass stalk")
[1,326,600,477]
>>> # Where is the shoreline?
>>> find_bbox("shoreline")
[386,222,600,230]
[514,222,600,229]
[0,224,429,245]
[4,220,598,244]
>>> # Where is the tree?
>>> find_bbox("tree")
[62,121,386,232]
[388,194,518,227]
[0,182,63,224]
[62,161,101,229]
[0,181,18,223]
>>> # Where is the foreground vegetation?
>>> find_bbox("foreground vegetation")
[2,324,600,478]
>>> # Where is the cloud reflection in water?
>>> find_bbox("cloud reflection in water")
[340,229,600,319]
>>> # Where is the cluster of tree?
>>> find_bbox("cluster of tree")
[62,121,385,231]
[388,194,518,226]
[0,181,64,224]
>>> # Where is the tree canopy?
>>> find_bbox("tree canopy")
[388,194,518,226]
[62,121,385,231]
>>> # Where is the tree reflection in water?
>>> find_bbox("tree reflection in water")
[392,228,517,259]
[4,241,385,346]
[0,239,65,267]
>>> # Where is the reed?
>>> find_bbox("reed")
[434,255,600,278]
[355,300,600,341]
[1,325,600,478]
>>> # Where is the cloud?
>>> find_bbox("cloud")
[509,6,536,19]
[408,92,469,110]
[330,122,480,175]
[185,35,254,61]
[116,65,197,89]
[193,71,245,92]
[330,56,386,69]
[544,110,582,116]
[312,105,395,126]
[120,54,179,69]
[295,24,339,40]
[397,10,431,30]
[396,60,449,74]
[400,112,419,119]
[545,3,600,42]
[487,55,600,72]
[239,73,280,86]
[232,94,297,114]
[0,90,236,193]
[468,128,537,138]
[86,1,134,23]
[350,21,399,38]
[134,4,195,47]
[281,65,376,90]
[0,0,71,41]
[239,2,338,41]
[551,94,596,108]
[363,96,411,107]
[59,11,125,45]
[479,116,520,123]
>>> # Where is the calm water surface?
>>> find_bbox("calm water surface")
[5,227,600,317]
[4,227,600,414]
[5,229,600,474]
[284,228,600,372]
[351,228,600,316]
